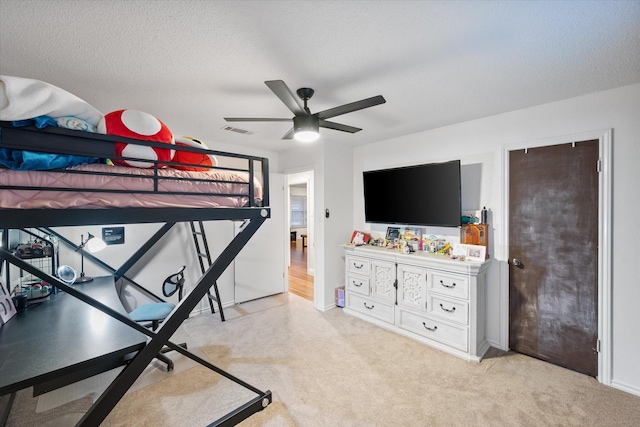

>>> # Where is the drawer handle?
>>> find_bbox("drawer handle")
[422,322,437,332]
[440,280,456,289]
[440,303,456,313]
[353,263,364,269]
[352,280,363,287]
[363,302,374,310]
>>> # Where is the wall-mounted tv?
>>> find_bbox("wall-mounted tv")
[363,160,461,227]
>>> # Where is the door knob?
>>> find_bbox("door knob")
[512,258,522,267]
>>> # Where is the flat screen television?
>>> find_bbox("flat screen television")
[363,160,461,227]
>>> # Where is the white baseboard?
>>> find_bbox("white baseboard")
[611,379,640,397]
[486,338,509,351]
[315,302,336,312]
[189,300,235,316]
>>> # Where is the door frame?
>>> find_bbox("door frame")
[500,128,612,385]
[285,169,315,299]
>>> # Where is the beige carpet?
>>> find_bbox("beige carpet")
[7,293,640,426]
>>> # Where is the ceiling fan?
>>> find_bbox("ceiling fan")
[224,80,386,142]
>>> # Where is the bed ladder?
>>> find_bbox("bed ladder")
[189,221,225,322]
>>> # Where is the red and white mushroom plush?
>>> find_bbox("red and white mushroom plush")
[172,136,218,171]
[97,109,174,168]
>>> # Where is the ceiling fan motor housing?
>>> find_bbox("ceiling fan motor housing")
[293,114,319,133]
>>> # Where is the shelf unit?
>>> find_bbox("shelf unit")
[2,228,58,298]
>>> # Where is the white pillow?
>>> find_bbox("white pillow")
[0,75,103,126]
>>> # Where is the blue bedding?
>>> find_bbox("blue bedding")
[0,116,99,170]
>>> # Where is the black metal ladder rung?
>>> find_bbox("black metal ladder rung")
[189,220,225,322]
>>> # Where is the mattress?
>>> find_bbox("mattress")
[0,163,263,209]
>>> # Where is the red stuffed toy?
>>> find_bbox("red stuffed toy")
[172,136,218,171]
[97,109,174,168]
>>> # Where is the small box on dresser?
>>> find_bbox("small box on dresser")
[460,223,489,258]
[343,244,491,362]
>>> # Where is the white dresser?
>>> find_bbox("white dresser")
[343,245,490,362]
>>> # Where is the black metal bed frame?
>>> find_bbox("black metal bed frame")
[0,123,274,426]
[0,121,269,215]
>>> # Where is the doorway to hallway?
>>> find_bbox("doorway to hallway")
[286,170,315,302]
[289,238,313,301]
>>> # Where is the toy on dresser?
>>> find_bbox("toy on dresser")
[460,224,489,258]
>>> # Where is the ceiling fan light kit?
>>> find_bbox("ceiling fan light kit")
[224,80,385,142]
[293,114,319,142]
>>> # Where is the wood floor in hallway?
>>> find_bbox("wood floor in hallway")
[288,240,313,301]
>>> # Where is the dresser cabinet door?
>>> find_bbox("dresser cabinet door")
[370,260,396,303]
[397,264,428,312]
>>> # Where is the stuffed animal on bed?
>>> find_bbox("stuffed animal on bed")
[97,109,174,168]
[171,136,218,171]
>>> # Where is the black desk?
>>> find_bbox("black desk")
[0,276,146,397]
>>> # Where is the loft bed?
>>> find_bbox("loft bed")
[0,121,272,426]
[0,121,269,226]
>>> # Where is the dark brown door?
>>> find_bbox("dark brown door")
[509,140,599,376]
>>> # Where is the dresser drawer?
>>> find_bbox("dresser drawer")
[397,309,468,352]
[346,255,371,275]
[346,293,394,324]
[346,273,370,296]
[428,271,469,300]
[427,295,469,325]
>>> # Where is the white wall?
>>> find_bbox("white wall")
[322,140,354,308]
[280,142,330,309]
[206,138,280,173]
[280,140,354,310]
[352,83,640,396]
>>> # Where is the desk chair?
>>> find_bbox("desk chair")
[128,266,187,371]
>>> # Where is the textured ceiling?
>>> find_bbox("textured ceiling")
[1,0,639,153]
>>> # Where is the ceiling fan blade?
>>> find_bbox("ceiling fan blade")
[316,95,386,120]
[265,80,306,116]
[282,127,295,140]
[319,119,362,133]
[224,117,292,122]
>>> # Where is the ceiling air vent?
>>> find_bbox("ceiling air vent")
[221,125,253,135]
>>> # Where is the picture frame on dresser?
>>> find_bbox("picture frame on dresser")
[465,244,486,261]
[385,227,401,241]
[350,230,371,246]
[451,243,468,258]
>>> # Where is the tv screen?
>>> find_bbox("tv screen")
[363,160,461,227]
